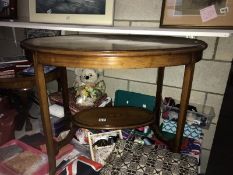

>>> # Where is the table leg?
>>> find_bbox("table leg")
[14,90,27,130]
[155,67,165,127]
[153,67,174,147]
[57,67,77,149]
[59,67,71,118]
[174,63,195,152]
[17,90,33,131]
[4,89,33,131]
[34,59,56,175]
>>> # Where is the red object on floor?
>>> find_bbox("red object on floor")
[0,108,17,146]
[60,156,103,175]
[0,96,11,112]
[0,139,48,175]
[40,143,74,160]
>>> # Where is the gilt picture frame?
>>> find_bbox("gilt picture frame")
[160,0,233,29]
[29,0,114,26]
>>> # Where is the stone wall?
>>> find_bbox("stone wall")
[0,0,232,173]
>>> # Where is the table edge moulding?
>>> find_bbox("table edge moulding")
[20,34,207,175]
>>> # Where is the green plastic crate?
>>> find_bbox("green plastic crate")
[114,90,156,112]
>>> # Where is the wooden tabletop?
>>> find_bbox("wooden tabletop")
[21,35,207,69]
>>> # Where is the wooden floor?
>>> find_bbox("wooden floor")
[206,61,233,175]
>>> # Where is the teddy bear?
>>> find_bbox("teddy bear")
[73,68,106,106]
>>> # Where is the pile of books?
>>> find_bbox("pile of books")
[0,56,31,78]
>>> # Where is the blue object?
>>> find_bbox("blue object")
[114,90,156,112]
[162,119,202,140]
[22,65,56,75]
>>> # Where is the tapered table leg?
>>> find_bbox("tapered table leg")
[59,67,71,118]
[34,57,56,175]
[153,67,174,148]
[17,90,33,131]
[155,67,165,127]
[57,67,77,149]
[174,63,195,152]
[15,90,29,130]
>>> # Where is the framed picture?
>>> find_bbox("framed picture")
[0,0,17,19]
[160,0,233,29]
[29,0,114,26]
[88,130,123,165]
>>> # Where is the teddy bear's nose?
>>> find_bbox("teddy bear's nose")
[85,76,89,80]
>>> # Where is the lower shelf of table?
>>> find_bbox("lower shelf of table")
[72,106,155,129]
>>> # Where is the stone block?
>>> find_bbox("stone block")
[113,21,130,27]
[0,27,25,41]
[164,65,184,88]
[197,37,217,60]
[114,0,162,20]
[193,60,231,94]
[105,68,157,83]
[202,124,216,150]
[104,77,128,101]
[215,36,233,61]
[162,86,206,105]
[200,149,211,174]
[206,94,223,124]
[17,0,29,20]
[129,81,156,96]
[0,40,23,57]
[131,21,159,27]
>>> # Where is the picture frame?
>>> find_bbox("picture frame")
[29,0,114,26]
[160,0,233,29]
[0,0,17,19]
[88,130,123,165]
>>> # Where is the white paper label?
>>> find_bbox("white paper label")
[200,5,218,23]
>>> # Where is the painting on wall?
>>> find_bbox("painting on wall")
[36,0,106,15]
[29,0,114,25]
[160,0,233,29]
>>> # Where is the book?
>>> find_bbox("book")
[0,74,15,78]
[0,63,15,71]
[0,56,28,64]
[0,60,32,77]
[0,70,15,76]
[21,65,56,75]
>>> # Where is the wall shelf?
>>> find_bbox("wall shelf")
[0,20,233,38]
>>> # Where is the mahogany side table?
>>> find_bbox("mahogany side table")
[0,69,61,130]
[21,35,207,175]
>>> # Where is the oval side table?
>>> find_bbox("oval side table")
[21,35,207,175]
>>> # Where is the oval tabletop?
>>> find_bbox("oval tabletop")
[21,35,207,69]
[73,106,154,129]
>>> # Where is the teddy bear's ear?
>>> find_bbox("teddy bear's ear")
[74,68,82,75]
